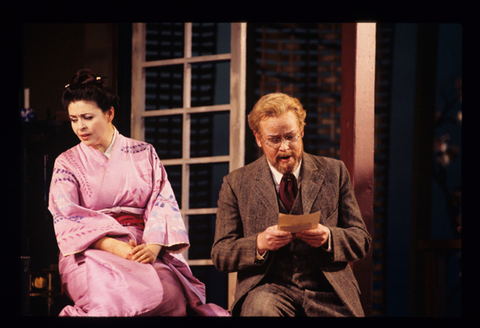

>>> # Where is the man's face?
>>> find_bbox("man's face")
[254,111,304,174]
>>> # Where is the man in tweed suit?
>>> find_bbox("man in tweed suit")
[211,93,372,316]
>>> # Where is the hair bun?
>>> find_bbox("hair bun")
[63,68,118,113]
[66,68,105,88]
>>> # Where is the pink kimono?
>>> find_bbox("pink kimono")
[48,130,229,316]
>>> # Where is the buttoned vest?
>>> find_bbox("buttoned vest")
[266,185,334,292]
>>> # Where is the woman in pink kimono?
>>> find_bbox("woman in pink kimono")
[48,69,229,316]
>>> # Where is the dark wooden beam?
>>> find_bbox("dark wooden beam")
[410,23,438,317]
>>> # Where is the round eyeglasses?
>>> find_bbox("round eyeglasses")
[262,133,301,150]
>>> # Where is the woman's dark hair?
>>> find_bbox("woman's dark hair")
[62,68,119,113]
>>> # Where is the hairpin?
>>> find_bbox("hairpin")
[65,75,107,89]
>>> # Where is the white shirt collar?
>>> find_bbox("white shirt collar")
[103,127,117,159]
[267,159,302,189]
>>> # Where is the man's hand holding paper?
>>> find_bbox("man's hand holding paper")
[256,225,293,255]
[295,224,330,248]
[277,211,330,248]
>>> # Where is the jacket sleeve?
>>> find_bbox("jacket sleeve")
[327,160,372,263]
[211,174,263,273]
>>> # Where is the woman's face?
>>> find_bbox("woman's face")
[68,100,114,153]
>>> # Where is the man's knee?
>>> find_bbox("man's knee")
[239,284,296,316]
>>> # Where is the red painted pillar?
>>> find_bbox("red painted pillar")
[340,22,376,317]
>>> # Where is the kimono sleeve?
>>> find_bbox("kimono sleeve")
[142,147,189,254]
[48,154,132,256]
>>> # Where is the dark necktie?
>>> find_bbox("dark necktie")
[279,174,298,212]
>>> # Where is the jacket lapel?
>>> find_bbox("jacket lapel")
[248,154,326,226]
[251,156,280,227]
[300,153,325,216]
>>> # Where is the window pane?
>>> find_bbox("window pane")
[192,23,231,56]
[145,115,183,160]
[145,65,183,110]
[146,23,184,61]
[189,162,229,209]
[191,61,230,107]
[190,266,228,309]
[190,111,229,158]
[187,214,216,260]
[163,165,182,209]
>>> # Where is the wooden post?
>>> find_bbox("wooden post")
[227,22,247,312]
[340,22,376,317]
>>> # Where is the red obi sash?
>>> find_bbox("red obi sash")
[111,213,145,229]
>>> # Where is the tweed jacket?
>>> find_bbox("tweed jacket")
[211,153,372,316]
